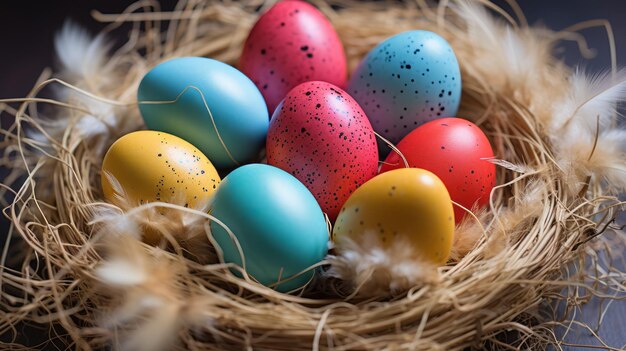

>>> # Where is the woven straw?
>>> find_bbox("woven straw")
[1,1,624,350]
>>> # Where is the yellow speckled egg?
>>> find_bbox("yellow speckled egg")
[333,168,454,264]
[101,130,220,208]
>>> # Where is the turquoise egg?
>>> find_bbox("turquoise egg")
[347,30,461,156]
[210,164,329,292]
[138,57,269,169]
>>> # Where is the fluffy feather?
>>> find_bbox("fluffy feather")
[96,259,148,287]
[93,172,215,260]
[70,98,117,137]
[484,158,534,174]
[551,70,626,194]
[36,21,141,157]
[90,207,142,241]
[326,231,440,297]
[552,69,626,132]
[451,0,561,112]
[451,179,547,261]
[96,237,186,351]
[558,128,626,193]
[54,20,113,82]
[120,303,183,351]
[92,200,212,247]
[449,209,489,262]
[95,236,217,351]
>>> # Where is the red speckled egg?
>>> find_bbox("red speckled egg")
[266,81,379,220]
[239,0,347,114]
[380,118,496,223]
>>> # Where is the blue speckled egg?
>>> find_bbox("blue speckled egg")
[348,30,461,155]
[209,164,329,292]
[138,57,269,169]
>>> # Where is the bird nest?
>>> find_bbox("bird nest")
[1,0,625,350]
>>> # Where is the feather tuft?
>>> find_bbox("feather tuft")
[96,259,148,287]
[550,70,626,194]
[54,20,113,81]
[326,231,440,297]
[449,209,489,261]
[552,69,626,132]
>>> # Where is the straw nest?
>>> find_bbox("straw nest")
[1,0,625,350]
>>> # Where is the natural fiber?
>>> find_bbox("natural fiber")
[1,0,625,350]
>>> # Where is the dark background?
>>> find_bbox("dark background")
[1,0,626,99]
[1,0,625,349]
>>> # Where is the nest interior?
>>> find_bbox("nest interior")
[0,0,625,350]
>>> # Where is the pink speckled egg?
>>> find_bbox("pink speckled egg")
[239,0,347,114]
[266,81,379,220]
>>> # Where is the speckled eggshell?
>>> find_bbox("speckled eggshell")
[380,118,495,223]
[101,130,221,208]
[266,81,379,220]
[138,57,269,169]
[333,168,455,265]
[239,0,347,114]
[210,164,328,293]
[348,30,461,155]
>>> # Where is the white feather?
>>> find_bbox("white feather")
[552,69,626,133]
[73,102,116,138]
[100,295,151,329]
[550,70,626,193]
[54,20,112,81]
[327,231,439,296]
[96,259,148,287]
[453,0,556,110]
[454,1,500,50]
[120,304,182,351]
[90,205,142,240]
[589,129,626,187]
[484,158,533,174]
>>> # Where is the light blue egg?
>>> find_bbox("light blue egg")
[138,57,269,169]
[210,164,328,292]
[348,30,461,156]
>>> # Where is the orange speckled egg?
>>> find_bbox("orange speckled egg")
[101,130,220,208]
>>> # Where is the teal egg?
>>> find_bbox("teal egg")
[210,164,328,292]
[138,57,269,169]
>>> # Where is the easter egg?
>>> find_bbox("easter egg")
[347,30,461,155]
[101,130,221,208]
[239,0,347,113]
[210,164,328,292]
[333,168,454,265]
[380,118,495,223]
[266,81,379,220]
[138,57,269,169]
